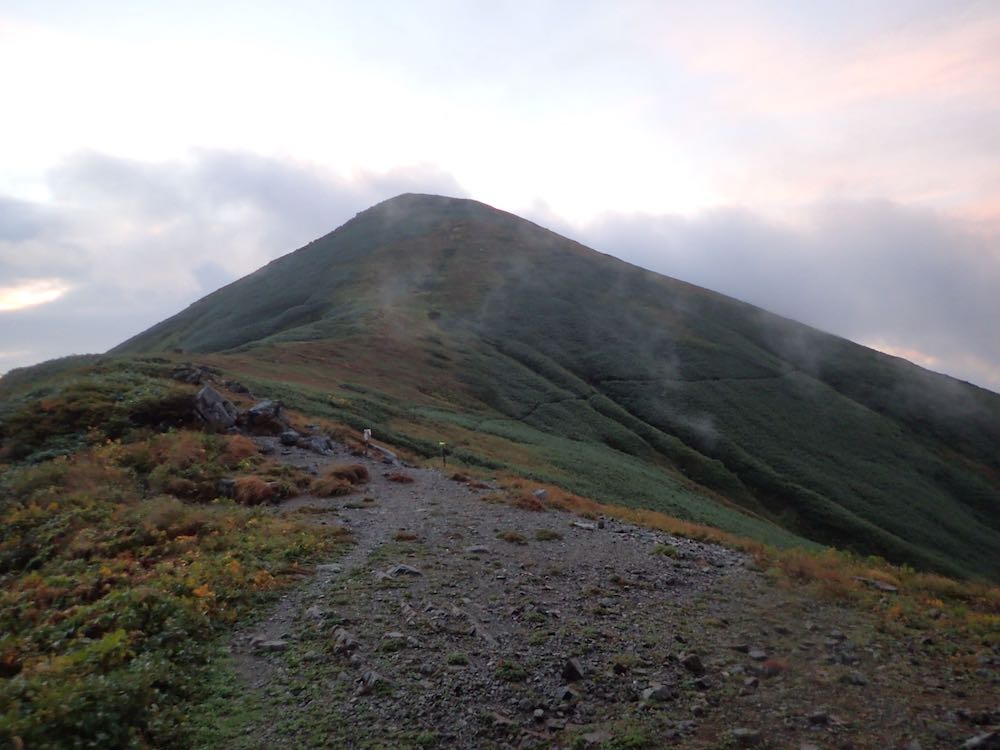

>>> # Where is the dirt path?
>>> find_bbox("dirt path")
[226,440,999,749]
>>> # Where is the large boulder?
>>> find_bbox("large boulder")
[193,386,238,430]
[240,399,287,434]
[300,435,335,455]
[172,363,220,385]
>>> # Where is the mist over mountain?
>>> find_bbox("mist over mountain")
[110,194,1000,580]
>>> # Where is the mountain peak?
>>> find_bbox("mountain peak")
[111,195,1000,581]
[353,192,505,226]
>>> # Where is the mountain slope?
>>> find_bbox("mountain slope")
[113,193,1000,580]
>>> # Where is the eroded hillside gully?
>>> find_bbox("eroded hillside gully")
[226,436,999,750]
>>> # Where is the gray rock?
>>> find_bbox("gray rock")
[333,627,360,653]
[216,478,236,497]
[839,671,869,686]
[316,563,343,574]
[384,564,423,578]
[641,683,676,702]
[730,728,762,747]
[465,545,490,555]
[253,639,289,653]
[224,379,251,395]
[357,669,388,695]
[853,576,899,593]
[681,653,706,676]
[808,711,829,726]
[279,429,300,446]
[555,685,579,702]
[676,720,697,734]
[194,385,238,429]
[963,732,1000,749]
[532,488,549,501]
[243,399,286,432]
[562,657,585,682]
[172,363,215,385]
[748,649,768,661]
[302,435,335,455]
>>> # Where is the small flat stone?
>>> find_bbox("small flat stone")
[641,683,676,702]
[963,731,1000,749]
[730,728,762,747]
[839,671,869,686]
[464,545,490,554]
[748,649,768,661]
[385,564,422,577]
[853,576,899,593]
[253,639,289,653]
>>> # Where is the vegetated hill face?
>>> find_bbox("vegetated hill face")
[113,193,1000,580]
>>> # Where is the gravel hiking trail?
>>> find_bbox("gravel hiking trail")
[225,439,999,750]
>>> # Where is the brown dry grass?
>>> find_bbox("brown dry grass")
[388,473,415,484]
[510,491,545,512]
[309,476,354,497]
[330,464,369,484]
[219,434,259,467]
[146,432,207,470]
[233,476,275,505]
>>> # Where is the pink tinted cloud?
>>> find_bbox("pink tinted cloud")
[669,10,1000,115]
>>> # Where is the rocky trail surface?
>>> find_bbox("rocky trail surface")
[225,439,999,750]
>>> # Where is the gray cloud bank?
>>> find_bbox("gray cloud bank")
[566,202,1000,391]
[1,150,997,393]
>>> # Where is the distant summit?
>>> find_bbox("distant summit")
[114,194,1000,580]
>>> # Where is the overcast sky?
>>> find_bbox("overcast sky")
[1,1,998,391]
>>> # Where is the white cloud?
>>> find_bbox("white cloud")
[0,278,72,311]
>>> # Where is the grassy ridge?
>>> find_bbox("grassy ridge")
[101,194,1000,580]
